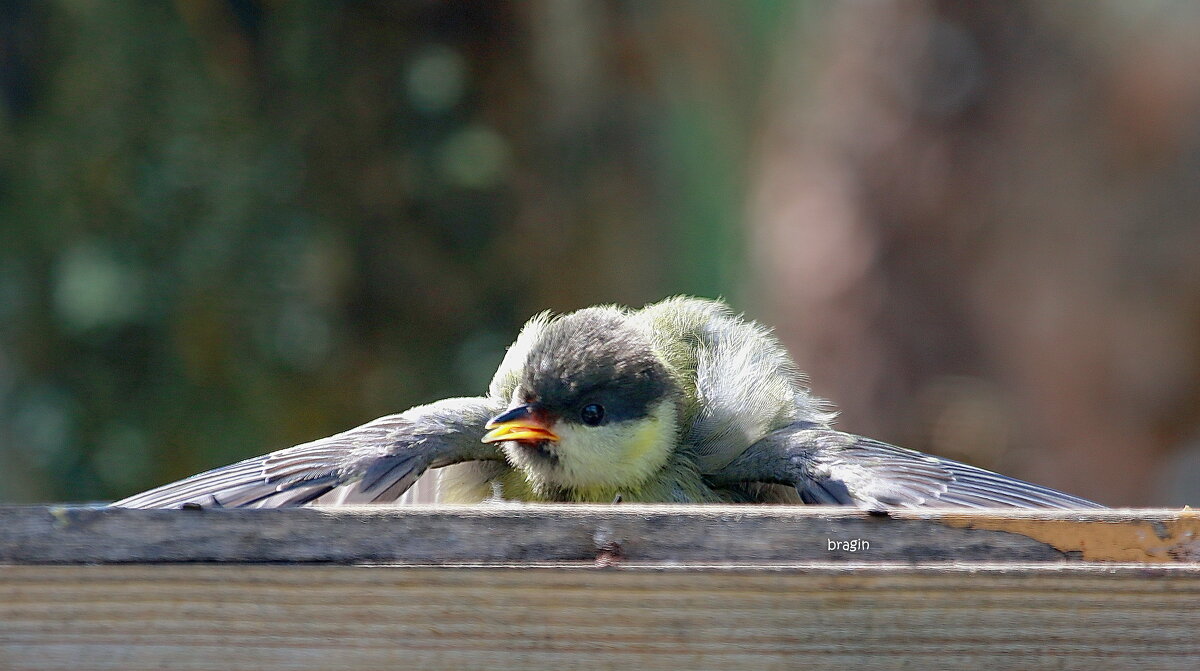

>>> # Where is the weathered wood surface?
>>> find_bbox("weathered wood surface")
[2,506,1199,670]
[1,504,1198,564]
[2,564,1198,671]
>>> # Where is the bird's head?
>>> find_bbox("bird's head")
[482,308,680,498]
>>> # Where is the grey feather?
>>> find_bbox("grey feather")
[712,423,1105,510]
[112,397,505,509]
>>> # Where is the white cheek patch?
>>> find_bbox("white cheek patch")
[541,399,678,494]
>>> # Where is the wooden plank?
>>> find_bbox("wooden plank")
[3,506,1199,669]
[1,563,1198,671]
[2,505,1199,564]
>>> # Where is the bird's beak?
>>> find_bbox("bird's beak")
[482,404,560,444]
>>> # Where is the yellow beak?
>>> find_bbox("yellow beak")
[481,404,560,444]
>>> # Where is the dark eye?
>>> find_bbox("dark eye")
[580,403,605,426]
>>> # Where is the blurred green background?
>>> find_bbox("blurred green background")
[2,1,1199,506]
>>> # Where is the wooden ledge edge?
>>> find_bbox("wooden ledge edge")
[1,504,1196,565]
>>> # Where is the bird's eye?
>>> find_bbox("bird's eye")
[580,404,605,426]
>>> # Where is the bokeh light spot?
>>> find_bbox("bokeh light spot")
[52,242,145,332]
[437,124,510,189]
[406,45,467,115]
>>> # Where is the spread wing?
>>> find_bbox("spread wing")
[711,423,1105,509]
[112,397,506,509]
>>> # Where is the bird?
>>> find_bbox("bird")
[113,296,1103,510]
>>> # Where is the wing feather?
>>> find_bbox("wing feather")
[713,424,1105,510]
[112,397,505,509]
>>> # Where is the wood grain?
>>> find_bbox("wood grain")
[2,564,1198,671]
[3,505,1197,564]
[2,506,1198,669]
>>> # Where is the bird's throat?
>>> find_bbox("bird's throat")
[509,440,559,466]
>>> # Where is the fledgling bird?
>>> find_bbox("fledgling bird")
[114,297,1103,510]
